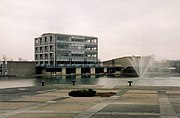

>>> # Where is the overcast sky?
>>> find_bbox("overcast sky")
[0,0,180,61]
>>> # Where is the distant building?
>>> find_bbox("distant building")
[0,61,36,76]
[103,56,132,67]
[34,33,98,67]
[0,61,6,75]
[103,56,141,77]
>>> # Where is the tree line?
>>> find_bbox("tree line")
[0,55,27,61]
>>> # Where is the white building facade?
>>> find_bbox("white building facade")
[34,33,98,67]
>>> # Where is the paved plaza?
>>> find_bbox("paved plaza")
[0,84,180,118]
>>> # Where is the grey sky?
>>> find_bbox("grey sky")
[0,0,180,61]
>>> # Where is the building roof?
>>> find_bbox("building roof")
[42,33,98,39]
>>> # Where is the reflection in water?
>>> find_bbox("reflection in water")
[0,78,35,89]
[0,76,180,89]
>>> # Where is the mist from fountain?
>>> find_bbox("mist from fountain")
[128,55,154,78]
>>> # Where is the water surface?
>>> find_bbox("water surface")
[0,76,180,89]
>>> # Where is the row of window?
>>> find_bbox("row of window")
[37,61,97,65]
[36,48,97,53]
[57,36,97,43]
[35,54,54,60]
[71,38,84,42]
[35,54,97,61]
[35,46,54,53]
[35,36,54,46]
[35,41,54,46]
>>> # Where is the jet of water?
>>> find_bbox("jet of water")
[128,55,154,78]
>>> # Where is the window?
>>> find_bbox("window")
[50,46,54,52]
[71,38,83,42]
[45,37,47,42]
[35,47,38,53]
[35,55,38,60]
[50,53,54,60]
[50,36,53,44]
[40,54,43,60]
[61,51,70,56]
[58,44,69,49]
[57,36,69,41]
[45,54,48,60]
[45,46,48,52]
[72,54,84,57]
[44,37,47,44]
[40,47,43,53]
[35,38,39,45]
[50,36,52,40]
[40,38,42,45]
[45,61,48,65]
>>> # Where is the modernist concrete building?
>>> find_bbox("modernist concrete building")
[0,61,36,77]
[35,33,98,67]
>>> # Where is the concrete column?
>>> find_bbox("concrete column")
[56,72,61,75]
[41,68,50,75]
[90,68,95,75]
[62,68,66,75]
[104,68,107,73]
[76,75,81,79]
[62,75,66,79]
[91,75,95,78]
[76,68,81,75]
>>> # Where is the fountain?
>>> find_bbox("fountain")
[128,55,154,78]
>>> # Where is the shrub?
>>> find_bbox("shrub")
[68,89,96,97]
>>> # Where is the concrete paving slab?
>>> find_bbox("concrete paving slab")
[172,104,180,114]
[169,98,180,104]
[128,90,158,94]
[160,106,176,115]
[161,115,178,118]
[99,104,160,113]
[14,96,59,102]
[8,113,75,118]
[0,102,35,110]
[90,114,160,118]
[158,90,177,117]
[167,91,180,94]
[35,97,104,111]
[62,97,105,103]
[35,102,96,111]
[115,93,158,104]
[167,94,180,98]
[0,111,6,114]
[74,98,114,118]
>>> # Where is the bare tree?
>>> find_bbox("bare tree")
[9,58,13,61]
[18,57,23,61]
[2,55,8,61]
